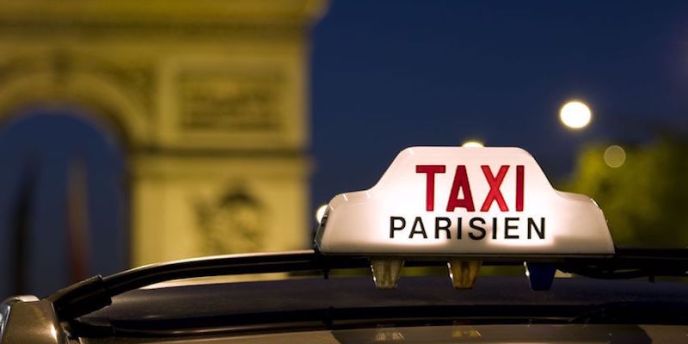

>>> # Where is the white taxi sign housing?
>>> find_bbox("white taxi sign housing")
[315,147,614,256]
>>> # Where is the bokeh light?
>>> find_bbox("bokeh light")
[603,145,626,168]
[462,140,484,148]
[559,101,592,129]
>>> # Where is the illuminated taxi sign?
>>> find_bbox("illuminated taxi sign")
[315,147,614,256]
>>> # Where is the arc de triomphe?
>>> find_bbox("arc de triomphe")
[0,0,325,265]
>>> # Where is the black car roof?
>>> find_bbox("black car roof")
[77,275,688,337]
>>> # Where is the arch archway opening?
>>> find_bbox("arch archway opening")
[0,106,129,297]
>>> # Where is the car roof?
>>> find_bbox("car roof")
[79,275,688,334]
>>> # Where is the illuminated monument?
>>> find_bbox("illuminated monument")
[0,1,325,265]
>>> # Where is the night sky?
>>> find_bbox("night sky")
[310,0,688,208]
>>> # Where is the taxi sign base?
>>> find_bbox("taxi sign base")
[370,258,403,289]
[525,262,556,291]
[448,260,481,289]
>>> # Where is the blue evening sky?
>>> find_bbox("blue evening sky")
[310,0,688,207]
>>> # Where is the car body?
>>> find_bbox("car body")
[69,273,688,343]
[3,250,688,343]
[3,146,688,343]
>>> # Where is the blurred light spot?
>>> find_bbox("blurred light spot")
[462,140,484,148]
[374,329,405,341]
[603,145,626,168]
[559,100,592,129]
[50,326,58,340]
[452,329,482,338]
[315,204,328,224]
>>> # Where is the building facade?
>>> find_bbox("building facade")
[0,0,324,266]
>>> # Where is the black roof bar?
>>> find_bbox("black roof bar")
[46,248,688,321]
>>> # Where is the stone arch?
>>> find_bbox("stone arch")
[0,62,144,294]
[0,67,151,150]
[0,0,323,269]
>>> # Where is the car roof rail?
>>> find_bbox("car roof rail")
[42,248,688,321]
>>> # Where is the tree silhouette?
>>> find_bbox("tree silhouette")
[564,137,688,248]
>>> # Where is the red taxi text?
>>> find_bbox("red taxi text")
[389,164,545,241]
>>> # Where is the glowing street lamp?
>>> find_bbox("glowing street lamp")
[462,140,484,148]
[559,100,592,130]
